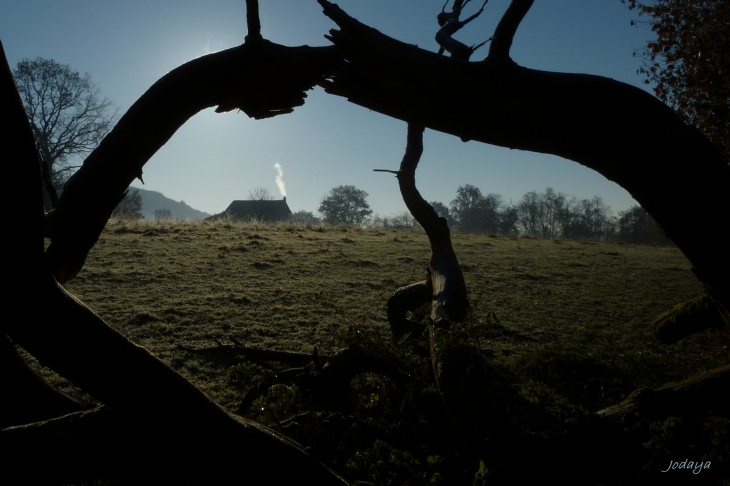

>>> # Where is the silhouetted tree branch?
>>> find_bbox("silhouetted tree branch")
[45,35,339,283]
[317,0,730,317]
[3,19,347,484]
[487,0,534,63]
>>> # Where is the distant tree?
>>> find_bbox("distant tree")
[450,184,501,233]
[626,0,729,165]
[112,188,144,220]
[516,190,541,236]
[568,196,614,240]
[429,201,455,228]
[498,202,519,235]
[370,212,419,230]
[617,205,670,244]
[536,188,566,238]
[248,186,275,200]
[13,57,117,203]
[318,185,372,225]
[154,209,172,220]
[516,188,616,240]
[290,210,320,224]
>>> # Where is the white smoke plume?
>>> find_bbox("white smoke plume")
[274,163,286,197]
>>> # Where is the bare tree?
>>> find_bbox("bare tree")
[13,58,117,205]
[248,186,275,200]
[112,188,144,220]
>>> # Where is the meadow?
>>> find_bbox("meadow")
[33,218,729,484]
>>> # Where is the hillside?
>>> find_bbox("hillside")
[134,187,210,220]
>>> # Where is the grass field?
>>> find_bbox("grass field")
[33,218,730,484]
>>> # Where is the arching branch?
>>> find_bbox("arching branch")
[317,0,730,316]
[45,39,339,283]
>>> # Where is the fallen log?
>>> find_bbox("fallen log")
[654,294,727,344]
[3,20,347,483]
[597,365,730,422]
[0,333,83,428]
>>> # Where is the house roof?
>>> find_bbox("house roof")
[211,197,292,221]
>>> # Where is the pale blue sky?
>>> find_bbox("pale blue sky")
[1,1,654,218]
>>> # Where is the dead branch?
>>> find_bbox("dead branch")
[654,294,727,343]
[597,365,730,422]
[397,125,468,327]
[383,123,468,340]
[177,341,330,365]
[387,281,431,341]
[487,0,534,63]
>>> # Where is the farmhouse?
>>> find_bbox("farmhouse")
[208,197,292,222]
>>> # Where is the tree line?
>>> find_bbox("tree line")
[310,184,669,245]
[104,182,670,247]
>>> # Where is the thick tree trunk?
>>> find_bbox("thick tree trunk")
[317,0,730,316]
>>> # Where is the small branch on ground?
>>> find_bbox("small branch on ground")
[176,341,329,365]
[486,0,534,64]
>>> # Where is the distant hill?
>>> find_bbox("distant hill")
[133,188,210,221]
